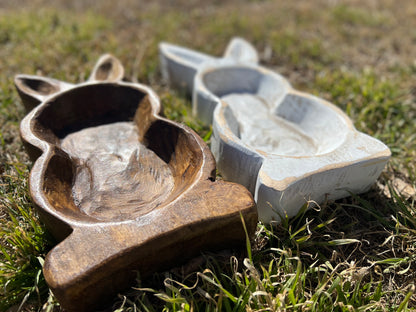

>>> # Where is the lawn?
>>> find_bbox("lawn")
[1,0,415,311]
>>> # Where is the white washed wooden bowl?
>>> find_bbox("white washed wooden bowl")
[159,38,391,223]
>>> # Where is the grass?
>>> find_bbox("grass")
[0,163,52,311]
[0,0,415,311]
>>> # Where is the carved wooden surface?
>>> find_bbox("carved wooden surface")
[15,55,257,311]
[159,38,391,223]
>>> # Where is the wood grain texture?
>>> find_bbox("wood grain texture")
[15,55,257,311]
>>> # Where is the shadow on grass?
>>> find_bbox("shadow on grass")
[104,176,415,311]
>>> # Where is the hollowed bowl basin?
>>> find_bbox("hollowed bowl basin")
[15,55,257,311]
[159,38,391,222]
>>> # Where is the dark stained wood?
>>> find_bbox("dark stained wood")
[15,55,257,311]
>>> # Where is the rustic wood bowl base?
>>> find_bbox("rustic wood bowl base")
[15,55,257,311]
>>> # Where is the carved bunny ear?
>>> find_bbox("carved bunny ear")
[88,54,124,82]
[14,75,71,112]
[159,42,215,93]
[223,37,259,64]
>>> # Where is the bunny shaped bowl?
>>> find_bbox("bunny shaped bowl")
[15,55,257,311]
[159,38,391,223]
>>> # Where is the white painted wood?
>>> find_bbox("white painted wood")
[159,38,391,223]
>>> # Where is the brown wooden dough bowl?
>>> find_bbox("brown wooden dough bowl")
[15,55,257,311]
